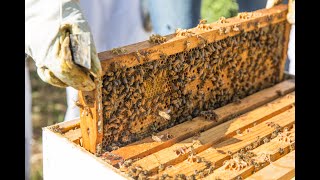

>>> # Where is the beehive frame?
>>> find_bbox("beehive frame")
[78,5,291,154]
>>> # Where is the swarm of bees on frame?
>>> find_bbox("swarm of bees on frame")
[101,19,286,153]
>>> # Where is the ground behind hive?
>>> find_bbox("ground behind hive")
[27,60,67,180]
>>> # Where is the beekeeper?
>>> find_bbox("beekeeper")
[25,0,150,179]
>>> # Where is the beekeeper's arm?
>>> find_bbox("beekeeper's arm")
[25,0,102,91]
[266,0,295,24]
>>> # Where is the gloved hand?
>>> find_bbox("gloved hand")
[25,0,102,91]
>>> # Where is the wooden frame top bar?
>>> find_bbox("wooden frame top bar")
[98,4,288,73]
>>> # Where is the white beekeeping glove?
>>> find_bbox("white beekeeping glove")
[25,0,102,91]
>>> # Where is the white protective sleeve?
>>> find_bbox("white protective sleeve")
[25,0,101,91]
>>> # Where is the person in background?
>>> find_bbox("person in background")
[147,0,202,36]
[148,0,239,35]
[26,0,151,179]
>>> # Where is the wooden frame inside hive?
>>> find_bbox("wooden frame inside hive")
[78,5,291,154]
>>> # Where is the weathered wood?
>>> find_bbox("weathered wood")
[63,128,82,144]
[110,79,294,163]
[98,5,289,72]
[246,151,295,180]
[58,118,80,133]
[205,128,295,179]
[78,78,103,154]
[131,92,295,173]
[153,108,294,178]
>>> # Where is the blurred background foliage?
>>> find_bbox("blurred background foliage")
[201,0,239,23]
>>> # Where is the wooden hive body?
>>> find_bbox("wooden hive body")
[44,74,295,180]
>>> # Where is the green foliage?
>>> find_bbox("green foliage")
[201,0,239,23]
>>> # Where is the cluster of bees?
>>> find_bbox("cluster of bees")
[110,120,294,179]
[101,21,286,151]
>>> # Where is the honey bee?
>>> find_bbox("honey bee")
[218,16,228,23]
[199,19,207,24]
[152,134,164,142]
[187,175,196,180]
[75,100,93,118]
[278,148,284,155]
[149,34,167,44]
[159,111,171,120]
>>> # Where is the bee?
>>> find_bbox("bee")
[75,100,93,118]
[224,27,231,34]
[263,137,270,144]
[199,19,207,24]
[236,129,242,135]
[111,47,127,55]
[84,95,94,104]
[194,156,202,163]
[138,173,147,180]
[160,174,169,180]
[276,90,283,96]
[289,144,295,152]
[51,125,62,133]
[254,22,261,28]
[175,174,186,180]
[218,16,228,23]
[182,40,191,51]
[233,96,242,104]
[152,134,164,142]
[187,175,196,180]
[148,34,167,44]
[218,27,225,35]
[173,145,189,156]
[278,148,285,155]
[158,164,165,172]
[197,172,205,178]
[159,110,171,120]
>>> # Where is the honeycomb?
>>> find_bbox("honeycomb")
[101,22,286,150]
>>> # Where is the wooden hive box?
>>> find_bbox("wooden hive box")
[43,74,295,179]
[43,4,295,180]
